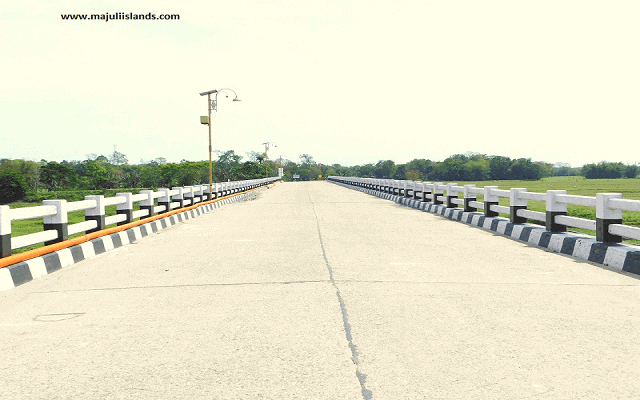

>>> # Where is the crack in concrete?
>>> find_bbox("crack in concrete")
[308,191,373,400]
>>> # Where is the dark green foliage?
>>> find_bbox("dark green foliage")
[0,170,28,204]
[582,162,627,179]
[40,162,78,190]
[625,164,638,179]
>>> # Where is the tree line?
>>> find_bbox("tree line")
[0,150,274,204]
[280,153,638,182]
[1,151,637,204]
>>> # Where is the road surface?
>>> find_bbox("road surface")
[1,181,639,399]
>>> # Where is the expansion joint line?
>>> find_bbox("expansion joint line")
[307,191,373,400]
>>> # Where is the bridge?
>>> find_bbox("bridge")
[1,181,640,399]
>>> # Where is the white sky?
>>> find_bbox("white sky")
[2,0,639,167]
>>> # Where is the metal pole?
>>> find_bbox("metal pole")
[208,93,213,200]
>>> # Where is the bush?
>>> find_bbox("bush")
[0,170,28,204]
[23,191,57,202]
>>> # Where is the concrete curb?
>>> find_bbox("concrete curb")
[330,181,640,277]
[0,190,264,291]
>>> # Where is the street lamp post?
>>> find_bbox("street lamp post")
[199,88,240,200]
[262,142,277,178]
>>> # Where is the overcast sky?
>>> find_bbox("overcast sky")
[2,0,639,168]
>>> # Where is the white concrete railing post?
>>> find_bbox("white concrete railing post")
[192,186,201,204]
[140,190,155,219]
[158,188,171,214]
[115,193,133,225]
[183,186,194,206]
[433,182,444,205]
[483,186,499,217]
[417,182,427,202]
[422,182,432,202]
[463,184,477,212]
[0,205,12,257]
[509,188,528,224]
[43,199,68,245]
[85,195,106,233]
[171,187,184,209]
[446,183,458,208]
[596,193,624,243]
[545,190,568,232]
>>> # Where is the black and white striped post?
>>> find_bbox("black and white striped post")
[116,193,133,225]
[545,190,567,232]
[85,195,106,234]
[42,200,68,245]
[172,187,184,209]
[140,190,155,219]
[0,205,10,257]
[446,183,458,208]
[433,182,444,205]
[596,193,623,243]
[192,186,202,204]
[463,184,477,212]
[404,181,411,198]
[183,186,194,206]
[509,188,527,224]
[421,182,432,203]
[483,186,499,217]
[158,189,171,214]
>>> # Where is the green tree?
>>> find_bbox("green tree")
[0,170,28,204]
[110,150,128,165]
[625,164,638,178]
[40,161,78,190]
[435,154,469,181]
[0,159,43,191]
[82,160,110,189]
[393,164,406,180]
[215,150,243,181]
[489,156,512,180]
[374,160,396,178]
[508,158,542,180]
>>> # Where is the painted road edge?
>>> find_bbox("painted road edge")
[0,190,264,292]
[330,181,640,277]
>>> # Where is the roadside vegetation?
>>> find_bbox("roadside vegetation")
[2,151,639,253]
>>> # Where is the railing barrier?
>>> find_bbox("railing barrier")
[0,177,280,258]
[328,176,640,245]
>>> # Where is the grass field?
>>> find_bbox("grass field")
[6,177,640,255]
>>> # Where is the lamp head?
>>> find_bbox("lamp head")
[233,97,241,102]
[199,89,218,96]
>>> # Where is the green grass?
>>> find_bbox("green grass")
[451,176,640,243]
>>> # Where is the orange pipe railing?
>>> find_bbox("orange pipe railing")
[0,181,279,269]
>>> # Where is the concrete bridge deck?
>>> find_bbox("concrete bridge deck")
[1,181,639,399]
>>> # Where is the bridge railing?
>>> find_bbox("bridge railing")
[328,176,640,244]
[0,178,280,258]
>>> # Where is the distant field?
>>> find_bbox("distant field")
[6,177,640,255]
[455,176,640,200]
